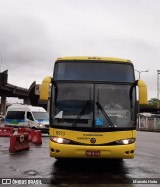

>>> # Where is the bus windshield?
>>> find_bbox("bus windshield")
[54,61,134,82]
[51,83,136,129]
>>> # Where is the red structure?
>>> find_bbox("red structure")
[9,133,30,153]
[0,127,13,137]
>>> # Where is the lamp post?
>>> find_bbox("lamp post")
[156,70,160,128]
[134,69,149,130]
[157,70,160,100]
[0,51,3,73]
[135,69,149,79]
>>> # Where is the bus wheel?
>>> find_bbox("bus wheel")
[116,159,123,162]
[55,158,66,162]
[31,127,36,130]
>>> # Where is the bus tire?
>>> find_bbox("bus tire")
[31,127,36,130]
[116,159,123,162]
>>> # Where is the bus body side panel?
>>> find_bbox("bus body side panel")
[49,128,136,159]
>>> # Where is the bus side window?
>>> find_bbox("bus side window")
[27,112,34,121]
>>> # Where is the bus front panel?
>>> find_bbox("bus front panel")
[49,128,136,159]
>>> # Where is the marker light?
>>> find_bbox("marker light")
[88,57,101,60]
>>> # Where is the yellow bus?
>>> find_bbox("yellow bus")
[40,56,147,159]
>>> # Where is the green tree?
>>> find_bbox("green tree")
[148,98,160,107]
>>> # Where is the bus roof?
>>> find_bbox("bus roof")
[56,56,132,63]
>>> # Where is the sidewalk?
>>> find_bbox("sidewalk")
[138,129,160,132]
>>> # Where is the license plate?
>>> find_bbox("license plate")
[86,151,100,157]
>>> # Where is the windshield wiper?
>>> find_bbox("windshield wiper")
[72,100,90,127]
[96,102,116,128]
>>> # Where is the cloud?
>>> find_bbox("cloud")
[0,0,160,100]
[0,15,55,68]
[0,14,57,87]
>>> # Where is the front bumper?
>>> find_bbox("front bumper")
[50,141,135,159]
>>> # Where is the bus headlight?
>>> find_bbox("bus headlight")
[116,138,136,145]
[50,136,70,144]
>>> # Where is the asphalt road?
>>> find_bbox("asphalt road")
[0,125,160,187]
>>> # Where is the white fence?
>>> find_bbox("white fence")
[139,114,160,131]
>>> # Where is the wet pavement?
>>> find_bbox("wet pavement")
[0,122,160,186]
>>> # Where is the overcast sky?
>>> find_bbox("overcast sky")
[0,0,160,102]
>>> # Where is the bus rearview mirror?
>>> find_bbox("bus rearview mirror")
[137,79,148,105]
[40,76,52,101]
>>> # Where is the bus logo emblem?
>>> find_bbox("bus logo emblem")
[90,138,96,143]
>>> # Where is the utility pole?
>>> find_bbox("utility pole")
[157,70,160,100]
[0,51,2,73]
[134,69,149,130]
